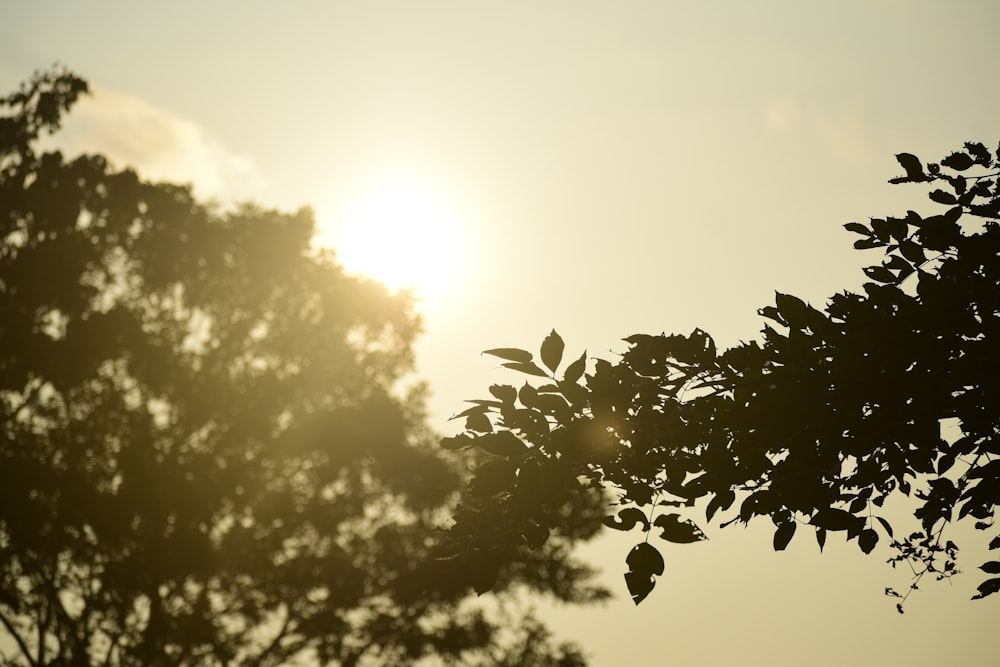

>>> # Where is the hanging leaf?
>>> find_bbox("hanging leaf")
[875,516,894,539]
[773,521,796,551]
[978,561,1000,575]
[540,330,565,373]
[624,543,664,605]
[971,577,1000,600]
[811,508,861,532]
[858,528,879,554]
[706,489,736,522]
[816,528,827,553]
[483,347,533,363]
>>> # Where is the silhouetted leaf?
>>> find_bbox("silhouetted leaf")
[654,513,706,544]
[465,412,493,433]
[540,330,564,373]
[972,577,1000,600]
[624,570,656,606]
[811,508,860,532]
[563,351,587,384]
[483,347,533,363]
[875,516,894,539]
[626,542,665,576]
[815,528,827,553]
[928,189,957,205]
[941,151,974,171]
[858,529,879,554]
[706,489,735,522]
[895,152,926,180]
[843,222,870,235]
[979,561,1000,574]
[477,431,527,458]
[441,433,475,450]
[773,521,796,551]
[488,384,517,403]
[500,361,549,377]
[603,507,650,532]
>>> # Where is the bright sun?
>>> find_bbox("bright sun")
[333,179,467,301]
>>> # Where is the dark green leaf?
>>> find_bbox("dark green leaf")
[773,521,796,551]
[540,329,565,373]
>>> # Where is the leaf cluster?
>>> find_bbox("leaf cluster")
[445,142,1000,609]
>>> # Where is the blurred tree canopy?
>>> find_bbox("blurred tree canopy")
[0,68,606,667]
[445,142,1000,610]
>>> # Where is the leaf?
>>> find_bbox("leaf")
[626,542,665,576]
[540,329,565,373]
[990,536,1000,550]
[941,151,974,171]
[654,513,706,544]
[775,292,810,329]
[563,351,587,384]
[477,431,527,458]
[858,528,879,554]
[972,577,1000,600]
[624,570,656,606]
[979,561,1000,575]
[863,266,897,284]
[875,516,894,539]
[811,508,861,532]
[706,489,736,522]
[483,347,533,363]
[898,239,925,263]
[625,543,664,605]
[602,507,650,532]
[440,433,474,450]
[816,528,827,553]
[465,412,493,433]
[773,521,796,551]
[500,361,549,378]
[488,384,517,403]
[928,189,957,205]
[895,152,926,181]
[843,222,870,235]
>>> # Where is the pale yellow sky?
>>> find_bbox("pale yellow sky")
[3,1,998,664]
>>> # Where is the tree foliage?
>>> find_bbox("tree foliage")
[445,141,1000,610]
[0,67,603,667]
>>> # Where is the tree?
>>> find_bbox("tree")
[444,141,1000,611]
[0,68,605,667]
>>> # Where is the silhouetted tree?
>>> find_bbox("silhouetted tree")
[445,141,1000,611]
[0,68,604,667]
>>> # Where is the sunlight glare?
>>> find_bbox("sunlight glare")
[335,179,467,302]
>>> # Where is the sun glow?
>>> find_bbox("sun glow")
[333,178,468,302]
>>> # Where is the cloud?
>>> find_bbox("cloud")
[764,96,874,163]
[41,85,268,202]
[816,105,872,164]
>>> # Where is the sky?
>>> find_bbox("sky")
[3,1,999,665]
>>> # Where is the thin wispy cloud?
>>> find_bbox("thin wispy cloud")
[42,85,268,202]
